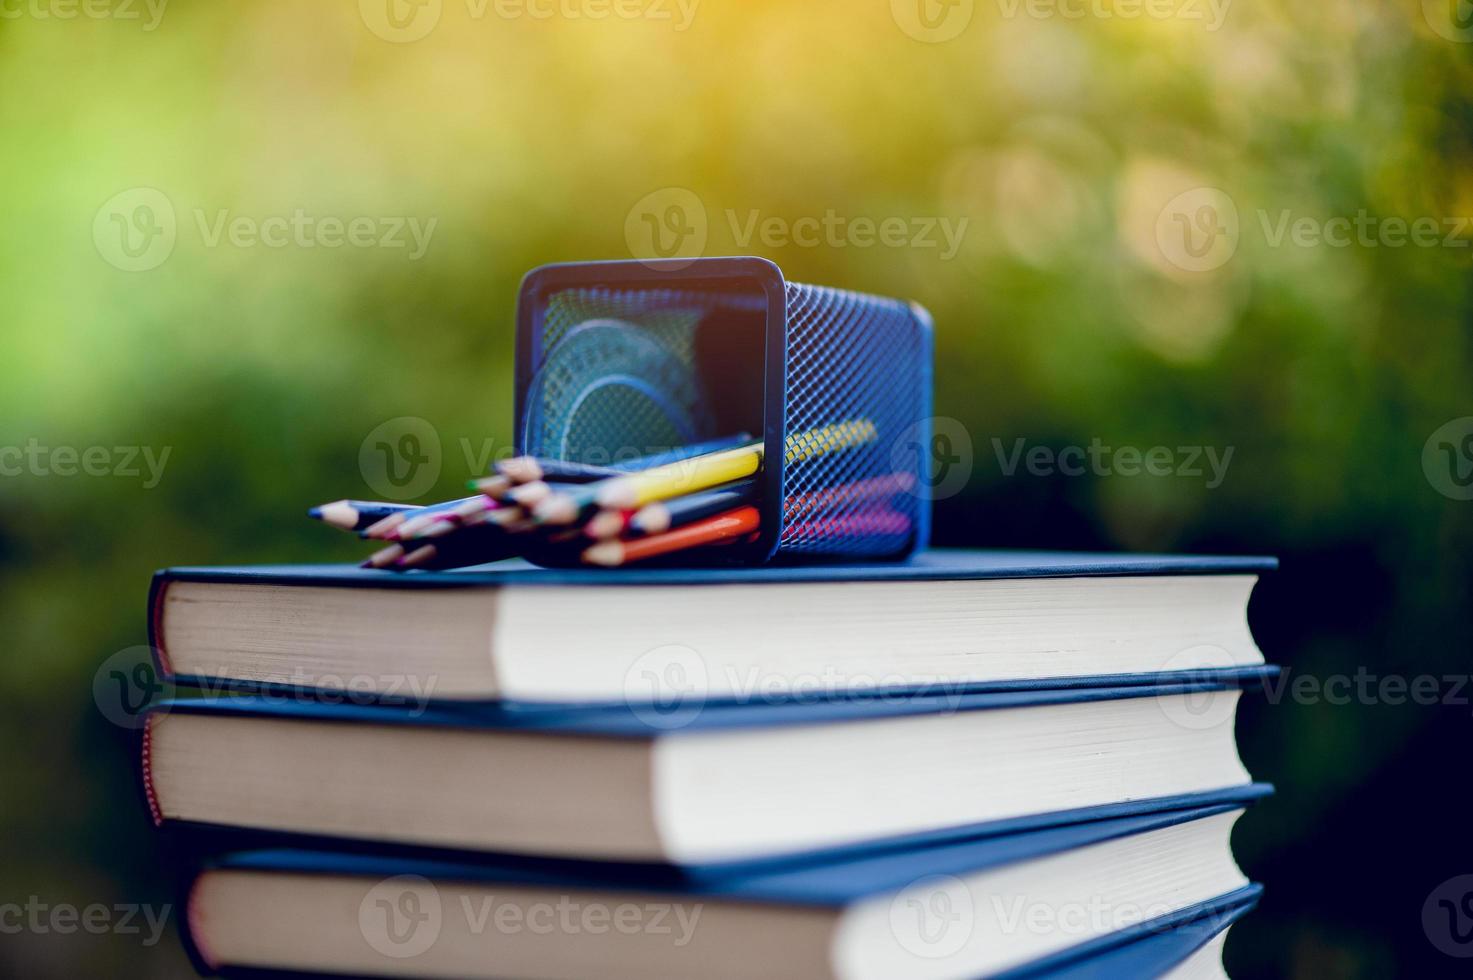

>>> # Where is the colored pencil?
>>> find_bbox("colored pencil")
[603,433,756,470]
[628,480,759,537]
[783,418,879,462]
[388,497,505,543]
[468,473,514,500]
[308,500,419,532]
[583,508,635,541]
[535,418,876,526]
[535,445,760,525]
[781,472,916,520]
[362,496,482,540]
[582,506,761,567]
[362,543,406,569]
[388,523,520,571]
[506,481,557,507]
[472,434,754,493]
[473,459,621,492]
[784,507,912,539]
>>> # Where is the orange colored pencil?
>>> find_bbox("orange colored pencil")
[581,506,760,567]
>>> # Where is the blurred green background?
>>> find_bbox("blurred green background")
[2,1,1472,976]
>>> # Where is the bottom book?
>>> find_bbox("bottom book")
[181,799,1261,980]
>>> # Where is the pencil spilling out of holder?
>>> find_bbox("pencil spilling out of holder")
[515,257,934,565]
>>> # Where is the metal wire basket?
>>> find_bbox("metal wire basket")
[515,257,933,564]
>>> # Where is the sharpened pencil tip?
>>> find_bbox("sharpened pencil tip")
[365,543,405,569]
[585,510,625,540]
[508,482,551,507]
[307,507,323,520]
[582,542,623,567]
[313,500,362,530]
[593,482,637,512]
[485,506,526,527]
[497,457,543,484]
[470,475,513,499]
[533,495,578,525]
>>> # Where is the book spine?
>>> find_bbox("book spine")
[183,875,221,974]
[140,714,164,828]
[146,572,175,680]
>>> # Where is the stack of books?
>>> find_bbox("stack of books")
[140,549,1275,979]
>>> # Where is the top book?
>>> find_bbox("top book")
[149,549,1274,705]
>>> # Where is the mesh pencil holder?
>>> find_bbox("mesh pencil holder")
[514,257,933,564]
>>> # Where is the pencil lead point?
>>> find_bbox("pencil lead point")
[582,542,622,567]
[497,457,543,484]
[533,495,577,525]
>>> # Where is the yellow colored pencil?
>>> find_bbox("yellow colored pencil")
[534,418,879,525]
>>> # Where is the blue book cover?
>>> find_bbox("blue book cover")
[995,888,1260,979]
[180,799,1264,979]
[152,667,1278,737]
[148,548,1277,706]
[145,682,1273,870]
[159,784,1274,882]
[153,547,1277,591]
